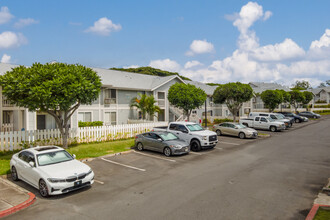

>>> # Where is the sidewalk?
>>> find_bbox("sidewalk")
[0,176,35,218]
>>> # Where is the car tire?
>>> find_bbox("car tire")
[190,140,201,152]
[11,166,19,181]
[295,118,300,123]
[239,132,245,139]
[137,142,144,151]
[270,126,277,132]
[39,179,49,197]
[163,147,171,157]
[216,129,222,136]
[313,115,317,119]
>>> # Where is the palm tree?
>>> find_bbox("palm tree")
[131,93,148,120]
[146,95,161,120]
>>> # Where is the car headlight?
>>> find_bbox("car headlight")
[86,169,93,176]
[170,145,182,149]
[47,178,66,183]
[203,136,207,140]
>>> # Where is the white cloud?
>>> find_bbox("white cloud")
[263,11,272,21]
[310,29,330,49]
[233,2,264,34]
[0,31,27,49]
[184,60,203,69]
[186,39,215,56]
[0,6,14,25]
[149,59,181,72]
[123,65,140,69]
[85,17,122,36]
[14,18,39,28]
[1,54,11,63]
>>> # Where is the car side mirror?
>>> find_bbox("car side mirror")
[29,161,35,167]
[72,154,76,159]
[182,130,188,133]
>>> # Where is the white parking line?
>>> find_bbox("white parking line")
[189,151,203,155]
[133,151,176,162]
[94,180,104,185]
[220,141,240,145]
[101,158,146,172]
[215,147,223,150]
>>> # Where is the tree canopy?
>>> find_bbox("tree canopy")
[130,93,160,120]
[260,90,283,112]
[168,83,207,121]
[111,66,191,81]
[0,62,102,148]
[302,91,314,110]
[213,82,253,122]
[292,80,312,90]
[289,90,305,112]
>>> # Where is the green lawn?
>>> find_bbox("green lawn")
[0,139,135,175]
[314,207,330,220]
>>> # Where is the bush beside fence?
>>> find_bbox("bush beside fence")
[0,122,168,152]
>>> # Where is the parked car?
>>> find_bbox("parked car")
[135,131,190,156]
[240,116,286,132]
[249,112,292,128]
[153,122,218,151]
[274,113,295,125]
[298,111,321,119]
[212,122,258,139]
[278,112,308,123]
[10,146,94,197]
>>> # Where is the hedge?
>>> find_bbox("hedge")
[78,121,104,127]
[213,118,234,124]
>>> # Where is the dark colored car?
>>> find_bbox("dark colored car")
[135,131,190,157]
[298,111,321,119]
[278,112,308,123]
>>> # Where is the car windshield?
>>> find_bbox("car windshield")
[37,150,73,166]
[159,133,178,141]
[186,124,204,131]
[276,114,285,119]
[236,124,246,129]
[268,117,275,122]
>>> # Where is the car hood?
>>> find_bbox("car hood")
[242,128,257,133]
[277,119,290,123]
[38,160,91,178]
[165,139,189,147]
[190,130,217,136]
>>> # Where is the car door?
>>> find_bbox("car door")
[228,124,239,136]
[15,152,29,181]
[221,123,230,135]
[148,133,164,153]
[260,117,269,129]
[254,117,262,129]
[23,152,39,187]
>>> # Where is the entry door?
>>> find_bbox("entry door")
[37,115,46,130]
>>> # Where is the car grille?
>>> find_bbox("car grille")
[66,173,87,182]
[252,132,258,137]
[209,135,217,142]
[175,146,189,153]
[62,182,91,193]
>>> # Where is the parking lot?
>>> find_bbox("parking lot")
[4,117,328,220]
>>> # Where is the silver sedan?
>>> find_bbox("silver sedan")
[213,122,258,139]
[135,131,190,157]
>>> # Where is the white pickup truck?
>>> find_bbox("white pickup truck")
[153,122,218,151]
[239,116,286,132]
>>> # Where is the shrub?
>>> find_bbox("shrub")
[313,110,330,115]
[78,121,104,127]
[313,104,330,108]
[315,100,327,104]
[203,119,211,124]
[213,118,234,124]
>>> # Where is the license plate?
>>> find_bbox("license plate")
[185,148,188,152]
[74,180,82,186]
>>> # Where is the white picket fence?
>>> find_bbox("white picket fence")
[0,122,168,152]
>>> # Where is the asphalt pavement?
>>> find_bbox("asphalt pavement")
[3,116,330,220]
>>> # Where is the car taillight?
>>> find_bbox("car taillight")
[135,136,138,139]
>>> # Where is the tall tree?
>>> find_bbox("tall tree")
[145,95,161,120]
[302,91,314,111]
[277,89,291,111]
[0,63,101,148]
[213,82,253,122]
[131,93,148,120]
[168,83,207,121]
[289,90,305,113]
[292,80,312,90]
[260,90,282,112]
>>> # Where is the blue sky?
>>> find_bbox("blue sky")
[1,0,330,87]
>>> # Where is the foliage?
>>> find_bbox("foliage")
[78,121,104,127]
[315,100,327,104]
[213,118,234,124]
[260,90,283,112]
[291,80,312,90]
[213,82,253,122]
[289,90,305,112]
[130,93,160,120]
[318,80,330,88]
[110,66,191,81]
[314,207,330,220]
[302,91,314,110]
[313,104,330,108]
[0,62,102,148]
[313,110,330,115]
[168,83,207,121]
[206,83,222,86]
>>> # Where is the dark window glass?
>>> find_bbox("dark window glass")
[169,124,177,130]
[261,118,267,122]
[260,114,268,116]
[178,125,188,132]
[270,115,277,119]
[255,117,260,121]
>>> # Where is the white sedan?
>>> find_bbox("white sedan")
[10,146,94,197]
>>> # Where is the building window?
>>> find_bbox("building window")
[78,112,92,122]
[105,89,116,104]
[157,92,165,107]
[105,112,116,125]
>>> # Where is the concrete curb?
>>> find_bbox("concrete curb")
[0,178,36,218]
[306,204,330,220]
[80,149,134,162]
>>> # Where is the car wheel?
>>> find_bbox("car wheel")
[137,142,144,151]
[39,179,49,197]
[313,115,317,119]
[190,140,201,152]
[163,147,171,157]
[270,126,277,132]
[11,166,19,181]
[289,123,292,128]
[216,129,222,136]
[239,132,245,139]
[295,118,300,123]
